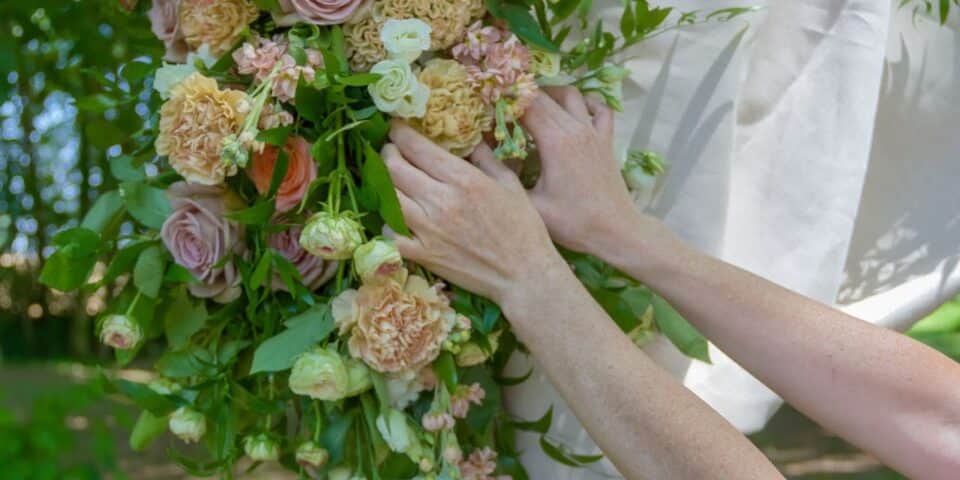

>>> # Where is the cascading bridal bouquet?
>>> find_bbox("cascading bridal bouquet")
[42,0,753,478]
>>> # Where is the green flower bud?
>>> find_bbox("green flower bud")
[243,433,279,462]
[99,314,143,350]
[376,409,414,453]
[300,212,364,260]
[168,407,206,443]
[596,64,631,83]
[621,152,664,192]
[345,358,373,397]
[289,348,350,401]
[295,441,330,468]
[328,467,353,480]
[353,239,404,283]
[456,331,501,367]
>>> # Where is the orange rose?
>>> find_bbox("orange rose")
[249,136,317,213]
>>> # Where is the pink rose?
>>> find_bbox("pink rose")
[248,136,317,213]
[148,0,189,63]
[267,224,338,292]
[277,0,368,26]
[161,182,245,303]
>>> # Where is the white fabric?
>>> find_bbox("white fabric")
[506,1,960,478]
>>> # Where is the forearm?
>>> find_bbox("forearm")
[499,256,782,480]
[599,216,960,479]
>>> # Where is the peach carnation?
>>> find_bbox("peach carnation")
[407,59,492,157]
[332,273,457,375]
[156,72,248,185]
[179,0,259,57]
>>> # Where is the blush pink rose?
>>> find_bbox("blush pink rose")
[267,224,338,292]
[277,0,368,26]
[161,182,245,303]
[148,0,189,63]
[248,136,318,213]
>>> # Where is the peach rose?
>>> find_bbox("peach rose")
[248,136,317,212]
[332,273,457,375]
[149,0,189,62]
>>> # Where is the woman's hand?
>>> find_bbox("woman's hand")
[522,87,640,255]
[382,120,564,305]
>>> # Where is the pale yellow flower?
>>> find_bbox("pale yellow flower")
[179,0,260,57]
[156,73,248,185]
[407,59,492,157]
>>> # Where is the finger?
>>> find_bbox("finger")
[383,225,426,260]
[395,189,428,228]
[519,91,569,143]
[544,86,590,122]
[389,119,464,183]
[585,95,615,139]
[469,143,520,189]
[382,143,439,198]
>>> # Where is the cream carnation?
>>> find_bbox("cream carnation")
[333,274,457,374]
[369,59,430,118]
[407,59,492,157]
[156,73,248,185]
[179,0,259,57]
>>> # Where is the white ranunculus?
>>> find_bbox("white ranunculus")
[380,18,432,63]
[288,348,350,400]
[530,48,562,78]
[368,59,430,118]
[99,314,143,350]
[299,212,365,260]
[353,239,403,283]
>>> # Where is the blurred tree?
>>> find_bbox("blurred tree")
[0,0,161,360]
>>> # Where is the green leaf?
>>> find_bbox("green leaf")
[539,435,604,467]
[513,406,553,434]
[487,1,560,52]
[257,125,293,146]
[338,72,381,86]
[163,288,208,349]
[120,181,172,230]
[75,93,123,113]
[295,83,327,123]
[134,245,166,298]
[40,228,102,291]
[940,0,951,24]
[111,378,179,415]
[360,141,410,235]
[250,304,335,373]
[110,155,147,182]
[249,250,274,291]
[104,240,155,284]
[651,295,711,363]
[267,149,290,198]
[81,191,125,234]
[434,351,459,392]
[155,346,215,378]
[129,410,168,452]
[225,198,275,225]
[320,408,357,466]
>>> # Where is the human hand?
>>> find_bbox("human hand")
[521,87,638,255]
[381,120,565,305]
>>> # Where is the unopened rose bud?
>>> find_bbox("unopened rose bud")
[300,212,364,260]
[443,444,463,464]
[345,358,373,397]
[596,64,630,83]
[621,152,664,193]
[419,457,434,472]
[289,348,350,401]
[243,433,279,462]
[295,441,330,468]
[353,239,404,283]
[99,314,142,350]
[456,332,500,367]
[168,407,206,443]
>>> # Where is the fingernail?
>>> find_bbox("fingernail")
[382,225,397,238]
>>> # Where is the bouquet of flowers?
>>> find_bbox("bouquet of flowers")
[42,0,752,477]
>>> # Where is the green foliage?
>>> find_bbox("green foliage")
[900,0,960,24]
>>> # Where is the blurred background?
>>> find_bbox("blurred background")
[0,1,957,479]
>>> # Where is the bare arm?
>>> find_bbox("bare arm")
[382,121,783,480]
[522,87,960,480]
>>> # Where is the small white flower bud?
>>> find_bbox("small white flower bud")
[299,212,364,260]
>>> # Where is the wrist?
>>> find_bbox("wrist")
[591,214,687,284]
[494,250,573,318]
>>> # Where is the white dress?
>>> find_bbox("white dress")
[506,1,960,477]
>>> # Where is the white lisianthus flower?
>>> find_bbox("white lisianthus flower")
[353,239,403,283]
[299,212,365,260]
[153,45,219,99]
[368,59,430,119]
[243,434,280,462]
[99,314,142,350]
[168,407,206,443]
[288,348,350,400]
[380,18,432,63]
[530,48,562,77]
